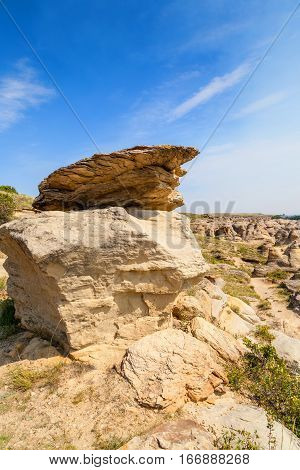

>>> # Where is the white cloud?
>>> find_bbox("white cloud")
[0,60,55,131]
[233,91,288,118]
[169,63,250,121]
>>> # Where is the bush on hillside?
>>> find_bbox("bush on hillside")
[0,192,16,224]
[266,269,289,282]
[0,185,18,194]
[228,337,300,438]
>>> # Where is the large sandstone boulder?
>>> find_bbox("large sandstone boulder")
[285,241,300,270]
[33,145,198,212]
[121,329,227,411]
[0,208,206,351]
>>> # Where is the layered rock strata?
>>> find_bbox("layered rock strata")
[33,145,198,212]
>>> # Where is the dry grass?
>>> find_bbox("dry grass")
[257,299,272,311]
[93,434,128,450]
[0,434,10,450]
[7,362,66,391]
[0,277,6,291]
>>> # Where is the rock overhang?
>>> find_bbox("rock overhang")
[32,145,199,212]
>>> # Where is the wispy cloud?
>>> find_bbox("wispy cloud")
[169,63,250,121]
[177,22,249,55]
[0,60,55,131]
[233,91,288,118]
[122,68,204,139]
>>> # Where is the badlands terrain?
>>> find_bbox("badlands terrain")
[0,146,299,450]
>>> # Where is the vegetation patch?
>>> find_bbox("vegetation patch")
[257,299,272,311]
[0,186,33,222]
[275,285,291,302]
[198,237,236,266]
[220,272,259,303]
[254,325,275,343]
[214,428,260,450]
[0,434,11,450]
[228,336,300,438]
[0,192,16,225]
[0,185,17,194]
[13,193,34,211]
[236,243,267,264]
[94,434,127,450]
[266,270,290,283]
[0,277,6,291]
[7,362,65,392]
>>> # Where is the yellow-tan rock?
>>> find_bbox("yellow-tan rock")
[33,145,198,212]
[0,208,206,352]
[121,328,227,411]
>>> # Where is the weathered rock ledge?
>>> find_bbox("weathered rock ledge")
[33,145,198,212]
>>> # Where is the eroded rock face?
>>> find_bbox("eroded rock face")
[33,145,198,212]
[121,329,227,411]
[0,208,206,351]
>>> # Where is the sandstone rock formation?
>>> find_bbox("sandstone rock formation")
[182,395,300,450]
[271,330,300,372]
[121,329,227,411]
[191,317,245,362]
[190,215,300,246]
[33,145,198,212]
[0,208,206,351]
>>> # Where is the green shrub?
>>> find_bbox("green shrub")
[214,428,260,450]
[266,270,289,282]
[254,325,275,344]
[0,192,16,224]
[0,185,17,194]
[257,299,271,311]
[0,298,18,339]
[228,338,300,437]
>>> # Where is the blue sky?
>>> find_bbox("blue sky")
[0,0,299,214]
